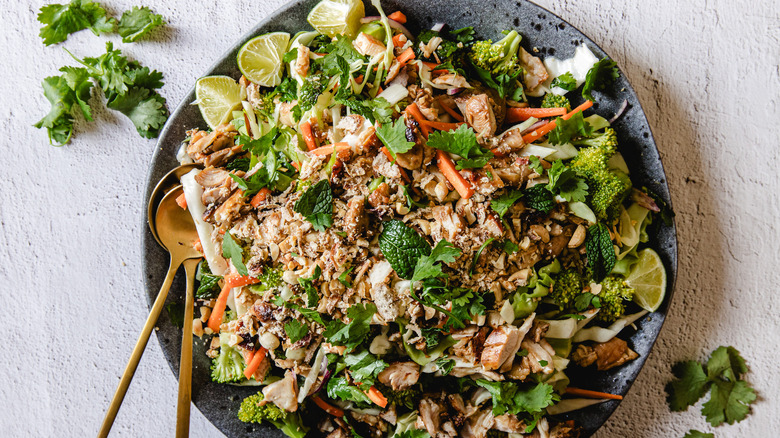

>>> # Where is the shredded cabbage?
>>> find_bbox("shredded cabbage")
[572,310,648,343]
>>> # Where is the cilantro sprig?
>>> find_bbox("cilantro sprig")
[38,1,164,45]
[426,124,494,169]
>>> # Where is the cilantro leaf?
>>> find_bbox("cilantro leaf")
[551,72,577,91]
[585,223,616,282]
[222,232,248,276]
[582,58,619,101]
[106,86,168,138]
[666,361,709,411]
[376,116,415,159]
[475,380,558,417]
[683,431,713,438]
[412,240,462,283]
[502,240,519,254]
[403,185,429,209]
[294,180,333,231]
[707,346,748,382]
[327,376,372,405]
[702,380,756,426]
[274,77,298,103]
[344,350,388,387]
[284,320,309,343]
[34,71,94,146]
[117,6,164,42]
[323,303,376,352]
[547,160,589,202]
[426,124,493,169]
[285,302,325,325]
[338,266,354,288]
[548,111,593,145]
[528,155,544,174]
[38,0,115,46]
[491,189,524,219]
[298,265,322,308]
[338,95,393,124]
[378,220,432,280]
[282,48,298,64]
[524,184,556,214]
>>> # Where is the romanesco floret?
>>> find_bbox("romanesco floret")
[298,74,327,112]
[210,343,245,383]
[238,392,287,423]
[541,93,571,111]
[595,275,635,322]
[468,30,523,76]
[550,269,584,309]
[569,129,632,223]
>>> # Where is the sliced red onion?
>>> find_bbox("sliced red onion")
[521,119,548,135]
[609,99,629,123]
[631,189,661,212]
[431,22,445,32]
[360,16,414,40]
[446,87,463,95]
[312,368,332,394]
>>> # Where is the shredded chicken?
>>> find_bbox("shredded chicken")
[261,371,298,412]
[377,361,420,390]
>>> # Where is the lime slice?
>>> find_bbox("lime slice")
[237,32,290,87]
[625,248,667,312]
[195,76,243,129]
[307,0,365,38]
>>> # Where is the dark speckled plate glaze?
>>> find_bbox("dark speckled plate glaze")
[142,1,677,436]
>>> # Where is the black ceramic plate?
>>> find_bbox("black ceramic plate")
[142,0,677,436]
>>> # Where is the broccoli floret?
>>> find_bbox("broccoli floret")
[238,393,309,438]
[298,74,327,113]
[253,90,277,122]
[541,93,571,111]
[381,384,422,410]
[550,269,584,309]
[210,343,245,383]
[569,128,631,223]
[468,30,523,76]
[595,275,635,322]
[252,266,284,292]
[486,430,508,438]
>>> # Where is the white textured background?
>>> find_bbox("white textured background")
[1,0,779,437]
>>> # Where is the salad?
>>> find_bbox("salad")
[175,0,668,436]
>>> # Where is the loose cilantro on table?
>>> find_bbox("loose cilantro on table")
[283,320,309,343]
[683,431,713,438]
[323,303,376,352]
[426,124,493,169]
[37,0,115,46]
[293,180,333,231]
[585,223,616,282]
[667,346,757,427]
[117,6,164,43]
[376,116,415,159]
[582,58,619,101]
[222,232,249,276]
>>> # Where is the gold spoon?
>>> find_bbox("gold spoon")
[99,185,202,437]
[147,163,202,247]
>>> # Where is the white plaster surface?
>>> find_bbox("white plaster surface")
[1,0,779,437]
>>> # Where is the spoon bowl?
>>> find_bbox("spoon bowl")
[155,185,202,260]
[148,163,202,247]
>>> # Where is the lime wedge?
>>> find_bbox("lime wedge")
[625,248,667,312]
[237,32,290,87]
[307,0,365,38]
[195,76,242,129]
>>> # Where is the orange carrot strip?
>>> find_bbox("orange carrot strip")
[392,33,405,47]
[175,192,187,209]
[250,187,271,208]
[421,61,449,74]
[312,395,345,417]
[505,106,568,123]
[405,103,430,137]
[421,120,464,131]
[436,98,464,122]
[396,47,415,65]
[366,386,388,408]
[291,161,301,171]
[388,11,407,23]
[521,100,594,144]
[380,146,394,161]
[355,74,364,84]
[243,347,268,380]
[300,119,317,151]
[310,142,350,156]
[436,150,474,199]
[207,274,261,333]
[565,387,623,401]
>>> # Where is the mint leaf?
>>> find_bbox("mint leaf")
[37,0,116,46]
[551,72,577,91]
[426,124,493,169]
[117,6,164,42]
[378,220,432,280]
[523,184,556,213]
[376,116,414,159]
[284,320,309,343]
[491,189,524,219]
[582,58,619,101]
[222,232,248,276]
[585,223,616,282]
[294,180,333,231]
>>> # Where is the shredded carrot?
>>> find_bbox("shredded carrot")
[436,98,464,121]
[392,33,405,47]
[421,120,464,131]
[243,347,268,380]
[175,192,187,210]
[422,61,450,74]
[505,106,568,123]
[521,100,594,144]
[388,11,407,23]
[355,74,364,84]
[250,187,271,208]
[309,142,350,156]
[312,395,345,417]
[436,150,474,199]
[207,274,261,333]
[380,147,394,161]
[405,103,430,137]
[291,161,301,171]
[565,387,623,401]
[396,47,415,65]
[300,119,317,151]
[366,386,388,408]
